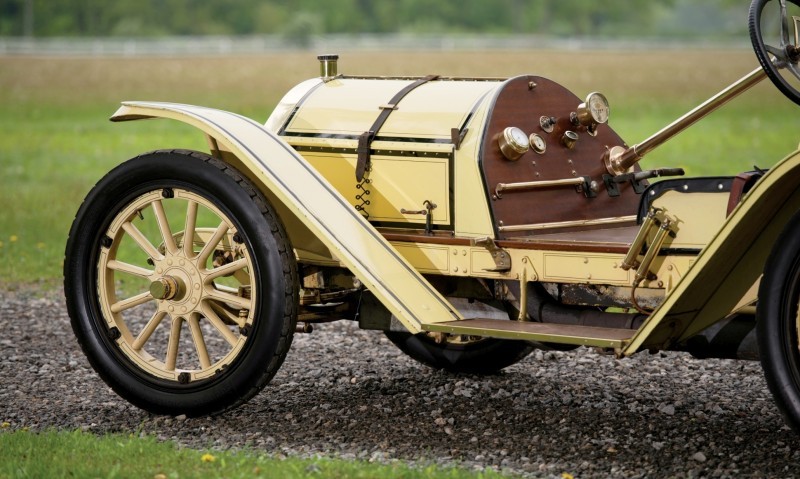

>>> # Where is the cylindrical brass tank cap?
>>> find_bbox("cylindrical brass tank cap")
[317,54,339,81]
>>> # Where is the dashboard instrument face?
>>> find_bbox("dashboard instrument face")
[529,133,547,154]
[498,126,530,161]
[576,91,610,126]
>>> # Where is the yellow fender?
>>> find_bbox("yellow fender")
[625,149,800,354]
[111,101,462,333]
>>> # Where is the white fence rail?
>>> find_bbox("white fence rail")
[0,34,749,56]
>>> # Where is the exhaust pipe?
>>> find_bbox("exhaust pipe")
[522,282,648,330]
[519,282,758,360]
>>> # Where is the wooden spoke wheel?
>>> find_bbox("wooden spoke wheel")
[64,150,297,416]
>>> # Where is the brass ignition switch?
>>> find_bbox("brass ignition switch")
[539,116,556,133]
[497,127,530,161]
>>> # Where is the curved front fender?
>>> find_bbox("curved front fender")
[625,149,800,354]
[111,101,462,333]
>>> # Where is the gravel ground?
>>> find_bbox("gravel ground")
[2,289,800,478]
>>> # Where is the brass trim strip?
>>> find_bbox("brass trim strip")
[495,177,584,197]
[498,215,638,232]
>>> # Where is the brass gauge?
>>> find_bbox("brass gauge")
[529,133,546,154]
[497,126,530,161]
[575,92,610,127]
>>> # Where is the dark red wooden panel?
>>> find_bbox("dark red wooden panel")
[481,75,642,239]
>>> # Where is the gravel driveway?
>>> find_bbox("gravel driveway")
[1,289,799,478]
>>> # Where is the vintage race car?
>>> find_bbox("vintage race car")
[64,0,800,431]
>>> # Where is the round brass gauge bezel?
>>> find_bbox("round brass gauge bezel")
[576,92,610,127]
[529,133,547,154]
[498,126,530,161]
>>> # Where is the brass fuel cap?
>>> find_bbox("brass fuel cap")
[150,276,180,301]
[498,126,530,161]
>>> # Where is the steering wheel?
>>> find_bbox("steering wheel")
[750,0,800,105]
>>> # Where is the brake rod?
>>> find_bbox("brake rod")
[603,66,767,176]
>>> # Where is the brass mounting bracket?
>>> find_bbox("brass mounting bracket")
[472,237,512,272]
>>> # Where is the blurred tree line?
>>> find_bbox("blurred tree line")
[0,0,749,39]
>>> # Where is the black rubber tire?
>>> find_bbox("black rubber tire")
[749,0,800,106]
[385,325,534,374]
[64,149,298,416]
[757,209,800,432]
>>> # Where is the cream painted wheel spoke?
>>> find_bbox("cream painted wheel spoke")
[206,289,251,310]
[233,269,250,285]
[213,284,239,295]
[152,200,179,255]
[110,291,154,314]
[206,258,249,280]
[187,314,212,369]
[132,311,167,351]
[209,300,246,328]
[197,222,229,266]
[122,221,163,261]
[107,260,153,279]
[200,302,239,347]
[183,200,199,258]
[97,187,257,382]
[165,316,183,371]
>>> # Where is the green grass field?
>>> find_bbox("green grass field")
[1,49,798,285]
[0,429,507,479]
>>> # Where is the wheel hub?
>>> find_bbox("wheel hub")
[788,44,800,63]
[150,276,181,300]
[152,256,204,314]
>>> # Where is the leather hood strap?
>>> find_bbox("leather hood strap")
[355,75,439,181]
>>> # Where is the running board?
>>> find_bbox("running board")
[423,320,633,349]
